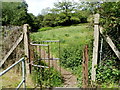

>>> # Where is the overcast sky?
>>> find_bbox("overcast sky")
[25,0,80,16]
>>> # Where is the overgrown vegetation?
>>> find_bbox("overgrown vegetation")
[32,65,63,87]
[94,2,120,87]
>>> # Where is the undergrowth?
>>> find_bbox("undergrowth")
[31,61,63,87]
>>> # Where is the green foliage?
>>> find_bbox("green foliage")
[61,46,83,69]
[38,27,53,32]
[70,17,80,24]
[42,13,57,27]
[97,2,120,50]
[95,2,120,87]
[32,61,63,87]
[96,59,120,86]
[2,1,91,31]
[2,2,28,26]
[28,14,44,32]
[40,1,90,27]
[2,2,43,32]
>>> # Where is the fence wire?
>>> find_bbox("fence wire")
[2,26,24,69]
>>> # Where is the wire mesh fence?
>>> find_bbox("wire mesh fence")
[1,26,24,69]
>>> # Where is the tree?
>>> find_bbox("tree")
[42,13,57,27]
[53,0,77,25]
[41,7,51,15]
[2,1,29,26]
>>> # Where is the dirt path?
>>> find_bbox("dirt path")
[40,50,78,87]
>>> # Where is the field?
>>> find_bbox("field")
[31,24,93,46]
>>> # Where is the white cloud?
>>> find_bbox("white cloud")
[26,0,80,16]
[26,0,56,16]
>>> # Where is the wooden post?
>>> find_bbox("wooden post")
[23,24,31,74]
[91,14,100,82]
[82,45,89,88]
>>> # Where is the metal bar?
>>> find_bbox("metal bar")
[40,58,60,60]
[16,79,25,89]
[99,38,103,66]
[48,45,50,86]
[43,46,46,85]
[0,33,23,67]
[0,57,24,76]
[30,43,48,46]
[39,45,42,88]
[32,64,49,68]
[59,41,61,74]
[22,60,26,89]
[41,40,60,42]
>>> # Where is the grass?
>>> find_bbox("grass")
[1,68,35,88]
[31,23,93,50]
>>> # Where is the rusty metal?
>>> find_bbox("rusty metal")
[59,41,61,74]
[29,44,34,74]
[43,45,46,85]
[39,45,42,88]
[82,45,89,88]
[48,45,51,86]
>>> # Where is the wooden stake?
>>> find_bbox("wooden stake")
[23,24,31,74]
[82,45,89,88]
[91,14,100,82]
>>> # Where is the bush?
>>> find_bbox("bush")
[32,61,63,87]
[61,46,83,69]
[96,59,120,84]
[70,17,80,24]
[38,27,53,32]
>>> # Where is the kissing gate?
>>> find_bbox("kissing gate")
[29,40,61,87]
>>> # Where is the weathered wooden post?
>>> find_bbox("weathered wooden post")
[91,14,100,82]
[82,45,89,88]
[23,24,31,74]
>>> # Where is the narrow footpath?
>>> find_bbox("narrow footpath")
[41,50,78,87]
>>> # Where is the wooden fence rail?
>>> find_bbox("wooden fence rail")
[0,33,23,67]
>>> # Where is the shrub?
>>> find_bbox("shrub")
[32,61,63,87]
[38,27,53,32]
[61,46,83,69]
[96,59,120,84]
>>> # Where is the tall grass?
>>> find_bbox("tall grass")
[31,23,93,47]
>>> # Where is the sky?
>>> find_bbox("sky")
[25,0,80,16]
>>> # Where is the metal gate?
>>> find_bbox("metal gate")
[29,40,61,88]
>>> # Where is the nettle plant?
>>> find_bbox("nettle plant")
[96,59,120,84]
